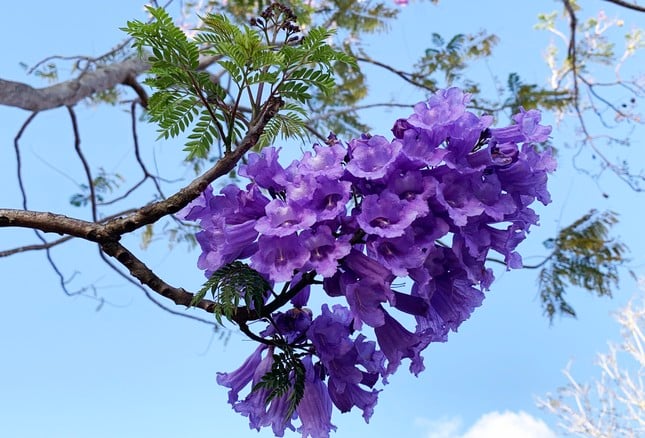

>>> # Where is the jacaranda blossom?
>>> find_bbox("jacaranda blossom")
[180,87,556,437]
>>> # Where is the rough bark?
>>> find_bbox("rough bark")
[0,58,149,112]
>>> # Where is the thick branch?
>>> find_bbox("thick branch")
[0,208,137,258]
[0,58,149,111]
[0,209,102,240]
[99,240,218,314]
[102,95,284,237]
[1,94,283,321]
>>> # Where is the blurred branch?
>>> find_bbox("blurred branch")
[98,102,167,206]
[603,0,645,13]
[556,0,645,191]
[539,290,645,435]
[355,55,433,92]
[0,236,73,258]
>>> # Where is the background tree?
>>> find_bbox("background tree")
[0,1,643,437]
[539,279,645,437]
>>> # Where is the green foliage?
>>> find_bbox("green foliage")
[124,4,355,160]
[253,348,306,422]
[193,261,272,324]
[538,210,628,321]
[414,31,499,88]
[323,0,399,35]
[124,7,228,159]
[504,72,574,115]
[69,169,124,207]
[303,47,369,137]
[256,102,309,148]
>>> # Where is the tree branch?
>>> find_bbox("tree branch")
[0,93,284,323]
[0,236,74,258]
[356,55,434,92]
[0,210,102,240]
[99,240,218,313]
[97,244,217,326]
[0,57,149,111]
[602,0,645,13]
[0,208,139,258]
[101,95,284,237]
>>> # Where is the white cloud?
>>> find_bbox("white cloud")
[462,411,557,438]
[415,417,462,438]
[417,411,557,438]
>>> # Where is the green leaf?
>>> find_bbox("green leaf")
[538,209,629,321]
[192,261,272,325]
[252,350,306,421]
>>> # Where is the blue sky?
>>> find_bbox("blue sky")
[1,1,643,437]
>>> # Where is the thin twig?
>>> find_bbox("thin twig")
[356,55,433,92]
[602,0,645,13]
[67,106,98,222]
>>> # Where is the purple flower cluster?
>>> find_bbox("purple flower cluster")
[180,87,556,437]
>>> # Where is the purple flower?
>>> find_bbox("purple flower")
[217,344,267,404]
[327,377,379,423]
[357,191,424,238]
[297,356,337,438]
[239,146,288,191]
[255,199,317,237]
[496,146,553,205]
[285,172,320,205]
[400,129,448,166]
[186,86,556,437]
[251,234,310,282]
[308,310,383,422]
[308,304,355,363]
[391,290,429,317]
[181,183,271,275]
[307,177,352,222]
[301,225,351,277]
[296,143,347,179]
[391,118,413,139]
[417,245,486,332]
[322,271,352,298]
[226,347,296,436]
[408,213,450,249]
[490,107,552,144]
[290,271,312,307]
[407,87,469,133]
[346,135,401,180]
[374,311,430,376]
[341,249,396,286]
[345,278,390,329]
[459,222,526,269]
[434,170,485,227]
[196,219,259,275]
[366,230,428,277]
[429,276,485,333]
[176,184,216,222]
[444,112,493,165]
[387,169,435,204]
[264,308,313,343]
[353,334,386,377]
